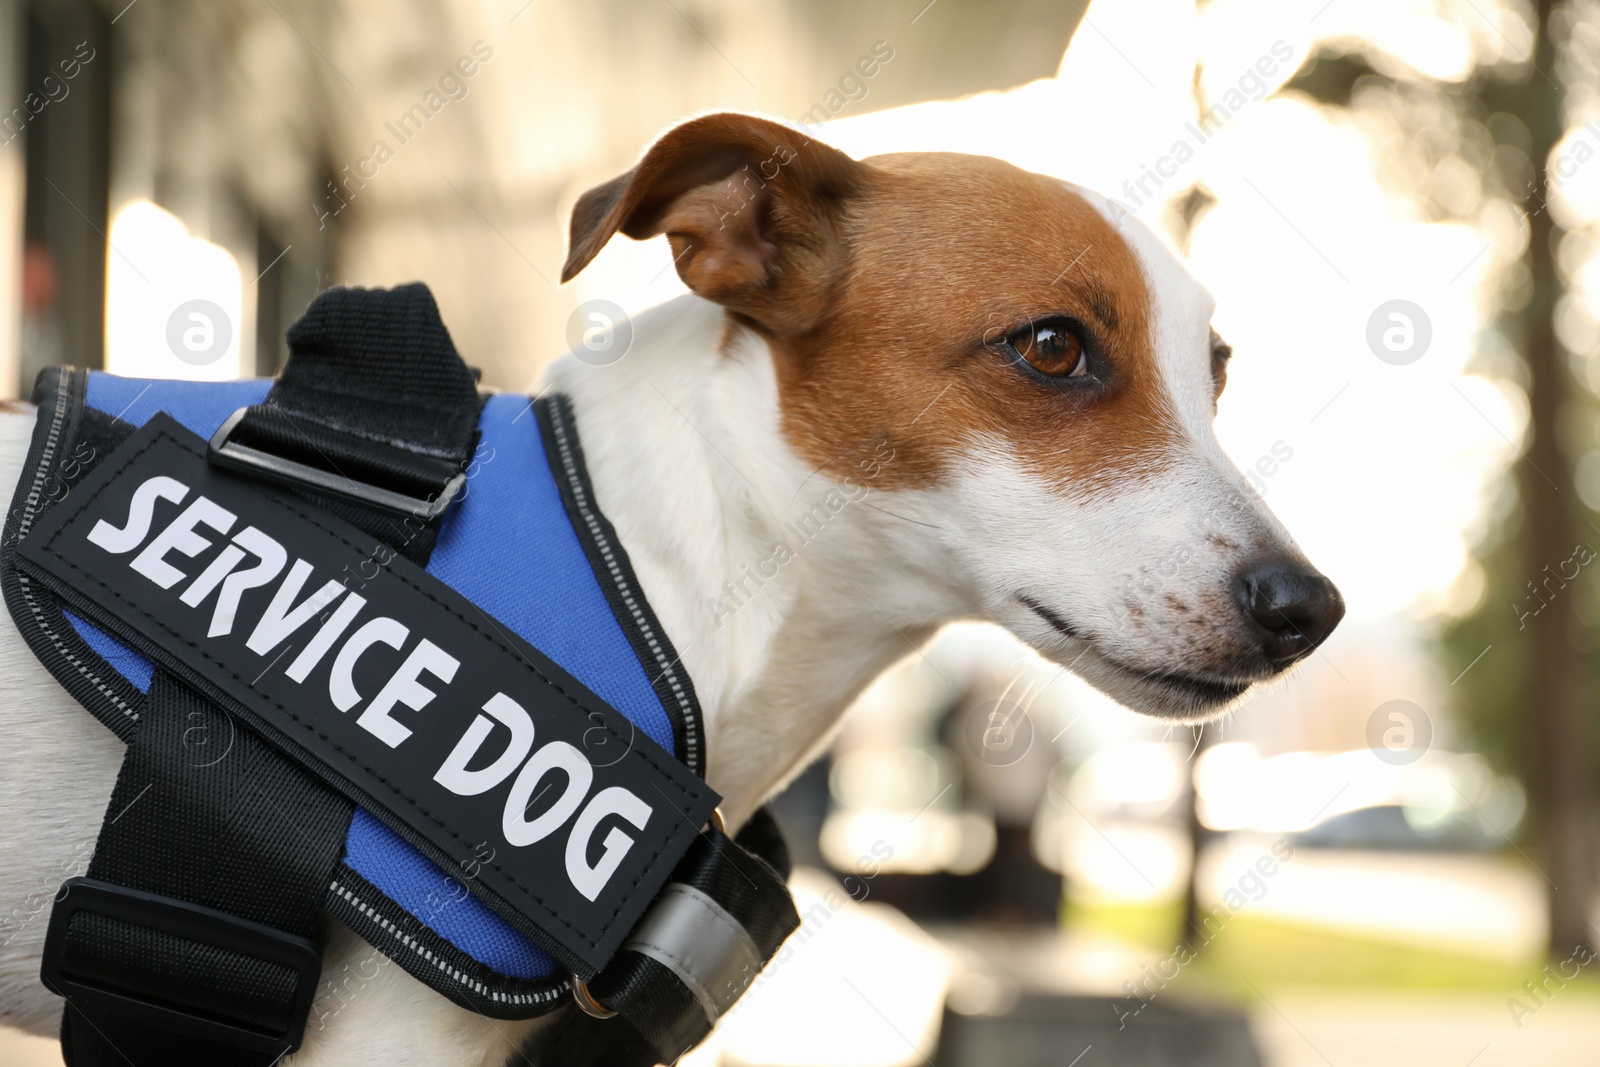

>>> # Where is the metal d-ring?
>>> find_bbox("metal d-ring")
[570,975,616,1019]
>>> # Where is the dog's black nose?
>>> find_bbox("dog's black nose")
[1236,561,1345,667]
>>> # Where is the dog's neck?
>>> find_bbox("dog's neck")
[544,294,971,825]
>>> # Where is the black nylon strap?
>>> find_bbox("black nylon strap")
[575,810,800,1065]
[54,283,482,1067]
[223,282,484,559]
[59,675,353,1066]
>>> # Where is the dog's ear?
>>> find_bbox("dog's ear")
[561,112,866,334]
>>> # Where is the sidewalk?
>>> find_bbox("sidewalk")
[0,1027,60,1067]
[1251,991,1600,1067]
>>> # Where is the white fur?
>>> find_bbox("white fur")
[959,187,1312,717]
[0,201,1310,1062]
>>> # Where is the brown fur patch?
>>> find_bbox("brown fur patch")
[563,113,864,337]
[763,152,1179,496]
[564,116,1182,497]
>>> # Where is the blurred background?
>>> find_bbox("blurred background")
[2,0,1599,1064]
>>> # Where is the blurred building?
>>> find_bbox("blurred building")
[0,0,1084,395]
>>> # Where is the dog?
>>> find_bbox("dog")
[0,111,1342,1065]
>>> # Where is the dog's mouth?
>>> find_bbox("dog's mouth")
[1111,665,1251,707]
[1019,593,1079,637]
[1018,593,1252,720]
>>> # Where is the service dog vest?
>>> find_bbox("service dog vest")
[4,284,797,1067]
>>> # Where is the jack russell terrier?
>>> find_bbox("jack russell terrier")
[0,112,1342,1065]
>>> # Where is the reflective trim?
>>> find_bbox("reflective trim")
[621,883,761,1022]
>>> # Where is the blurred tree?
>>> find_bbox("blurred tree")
[1281,1,1597,958]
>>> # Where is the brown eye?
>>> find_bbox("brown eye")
[1210,328,1232,401]
[1008,320,1088,378]
[1209,328,1232,370]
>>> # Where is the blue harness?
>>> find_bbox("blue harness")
[8,284,794,1067]
[71,374,697,993]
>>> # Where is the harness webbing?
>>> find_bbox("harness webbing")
[59,677,352,1065]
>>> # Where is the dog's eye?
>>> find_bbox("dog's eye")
[1007,320,1088,378]
[1209,329,1232,403]
[1210,329,1232,367]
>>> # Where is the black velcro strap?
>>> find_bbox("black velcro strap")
[209,283,484,559]
[228,282,481,502]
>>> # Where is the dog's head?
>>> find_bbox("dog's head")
[563,112,1343,721]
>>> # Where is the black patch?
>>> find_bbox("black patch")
[15,414,719,977]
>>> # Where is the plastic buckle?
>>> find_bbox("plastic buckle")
[41,877,322,1057]
[207,407,465,521]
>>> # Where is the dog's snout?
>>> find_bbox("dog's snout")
[1235,560,1345,667]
